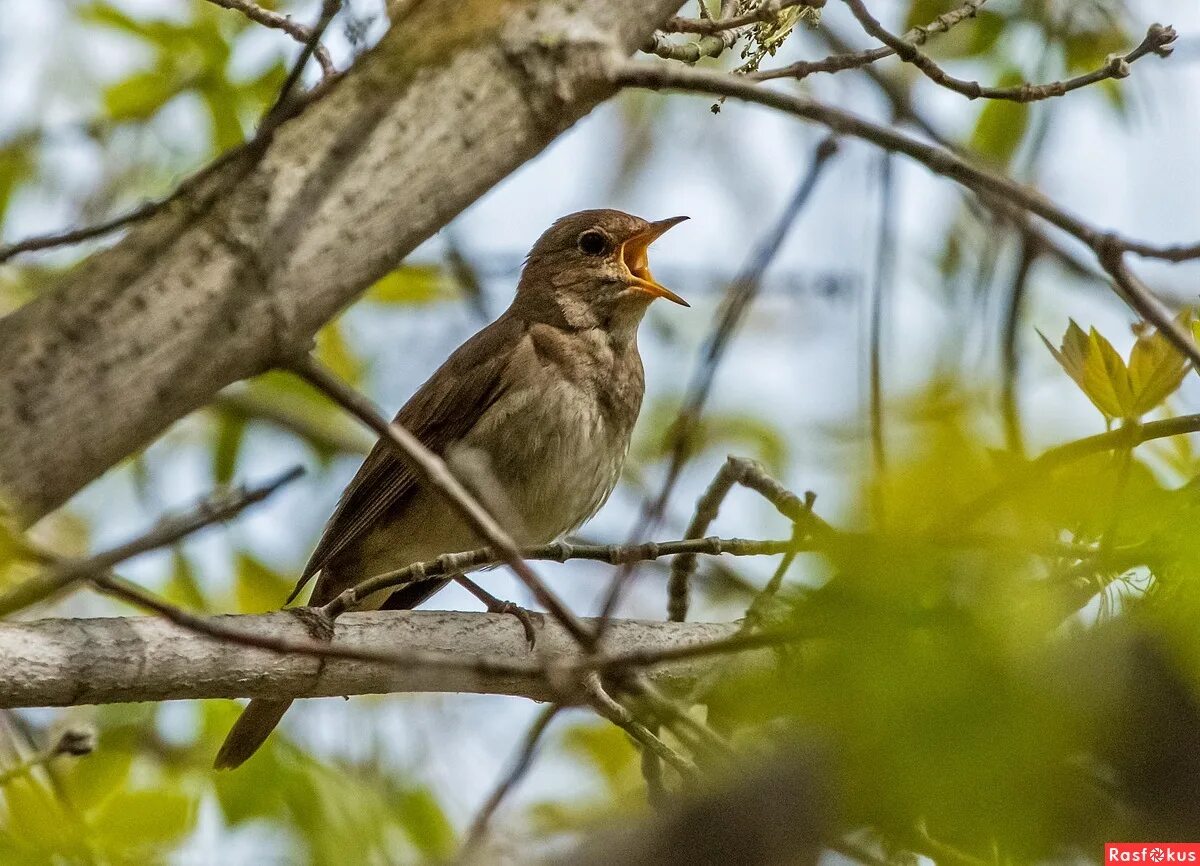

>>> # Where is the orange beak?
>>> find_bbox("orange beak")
[619,216,689,307]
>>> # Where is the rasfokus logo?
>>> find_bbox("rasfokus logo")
[1106,844,1200,863]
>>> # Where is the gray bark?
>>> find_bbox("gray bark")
[0,0,682,526]
[0,610,740,707]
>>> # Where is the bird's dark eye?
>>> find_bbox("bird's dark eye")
[577,230,609,256]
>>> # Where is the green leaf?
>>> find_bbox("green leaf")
[560,723,638,790]
[1128,313,1191,415]
[917,10,1004,59]
[315,322,367,387]
[0,137,35,226]
[58,745,132,813]
[0,778,90,861]
[390,786,456,858]
[164,548,209,610]
[367,265,454,306]
[200,81,246,151]
[212,412,247,485]
[1082,327,1134,419]
[968,70,1029,165]
[102,69,186,122]
[1040,321,1136,419]
[92,788,194,851]
[234,552,291,613]
[904,0,960,32]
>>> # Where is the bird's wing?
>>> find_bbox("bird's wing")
[287,314,526,604]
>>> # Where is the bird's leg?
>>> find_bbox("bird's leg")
[454,575,542,648]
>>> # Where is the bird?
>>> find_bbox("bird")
[214,208,689,769]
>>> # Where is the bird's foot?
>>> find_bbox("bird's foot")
[455,575,542,648]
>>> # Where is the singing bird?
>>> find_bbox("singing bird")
[215,209,689,768]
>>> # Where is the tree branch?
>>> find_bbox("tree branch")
[845,1,1176,103]
[0,466,302,617]
[205,0,337,79]
[0,610,745,708]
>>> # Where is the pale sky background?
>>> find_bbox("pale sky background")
[3,1,1200,862]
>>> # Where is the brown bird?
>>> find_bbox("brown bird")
[215,209,688,769]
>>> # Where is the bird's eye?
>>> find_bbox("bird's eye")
[577,230,609,256]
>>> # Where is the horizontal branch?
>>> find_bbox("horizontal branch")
[0,610,743,708]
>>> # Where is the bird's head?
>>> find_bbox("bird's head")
[514,209,688,340]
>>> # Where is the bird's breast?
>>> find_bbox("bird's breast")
[459,346,642,543]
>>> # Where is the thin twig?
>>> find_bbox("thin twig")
[954,414,1200,526]
[0,467,303,618]
[666,457,823,623]
[459,704,562,859]
[999,237,1037,455]
[0,1,339,266]
[667,458,753,622]
[584,675,700,779]
[663,0,820,35]
[0,203,161,264]
[750,0,987,82]
[0,727,95,788]
[868,147,894,507]
[324,536,795,618]
[205,0,336,79]
[845,1,1176,103]
[625,675,733,758]
[596,138,839,638]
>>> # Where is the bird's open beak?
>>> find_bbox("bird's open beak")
[620,216,689,307]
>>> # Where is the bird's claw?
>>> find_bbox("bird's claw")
[488,599,542,648]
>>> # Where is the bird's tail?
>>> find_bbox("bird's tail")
[214,575,449,769]
[213,699,292,770]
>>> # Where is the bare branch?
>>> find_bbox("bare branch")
[666,456,821,623]
[584,674,700,779]
[0,610,748,708]
[845,1,1176,103]
[0,467,302,618]
[324,535,795,618]
[459,704,562,859]
[0,1,341,268]
[205,0,337,79]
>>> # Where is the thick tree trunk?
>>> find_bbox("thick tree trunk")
[0,610,740,707]
[0,0,681,525]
